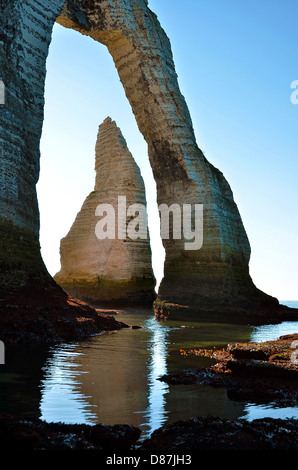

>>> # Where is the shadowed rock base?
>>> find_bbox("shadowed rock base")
[154,258,297,322]
[154,265,298,323]
[154,300,298,325]
[0,414,141,451]
[0,279,129,344]
[140,416,298,451]
[60,278,156,309]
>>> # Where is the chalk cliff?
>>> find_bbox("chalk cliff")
[0,0,296,329]
[54,117,156,306]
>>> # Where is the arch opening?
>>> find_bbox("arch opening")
[37,23,165,300]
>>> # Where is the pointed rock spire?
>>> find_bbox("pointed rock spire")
[54,117,156,307]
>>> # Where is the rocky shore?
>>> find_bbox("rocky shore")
[1,334,298,451]
[140,416,298,451]
[0,283,129,344]
[154,301,298,325]
[0,414,141,451]
[1,414,297,452]
[159,334,298,407]
[139,333,298,451]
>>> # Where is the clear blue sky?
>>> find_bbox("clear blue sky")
[37,0,298,301]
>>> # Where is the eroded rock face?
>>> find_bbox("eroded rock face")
[0,0,293,322]
[0,0,65,301]
[54,1,288,314]
[54,117,156,307]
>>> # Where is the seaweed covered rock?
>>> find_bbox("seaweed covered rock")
[140,416,298,451]
[0,414,141,451]
[160,334,298,406]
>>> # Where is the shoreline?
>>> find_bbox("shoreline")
[0,332,298,451]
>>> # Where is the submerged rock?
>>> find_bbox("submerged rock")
[160,334,298,407]
[54,117,156,307]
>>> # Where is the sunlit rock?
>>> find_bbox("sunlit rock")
[54,117,156,307]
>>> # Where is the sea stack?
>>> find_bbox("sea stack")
[54,117,156,307]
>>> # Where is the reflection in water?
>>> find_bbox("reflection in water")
[242,403,298,421]
[5,305,296,436]
[141,317,170,437]
[39,344,97,424]
[240,310,298,422]
[250,321,298,343]
[38,315,172,437]
[0,344,49,419]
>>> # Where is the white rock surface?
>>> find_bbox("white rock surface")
[54,117,156,306]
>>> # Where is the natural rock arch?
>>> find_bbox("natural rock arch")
[0,0,292,323]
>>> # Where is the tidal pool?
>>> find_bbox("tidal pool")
[1,301,298,440]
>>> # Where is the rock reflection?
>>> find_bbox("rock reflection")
[37,313,172,436]
[0,344,49,419]
[39,343,98,424]
[34,311,298,436]
[141,317,170,438]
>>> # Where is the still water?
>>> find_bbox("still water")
[1,301,298,440]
